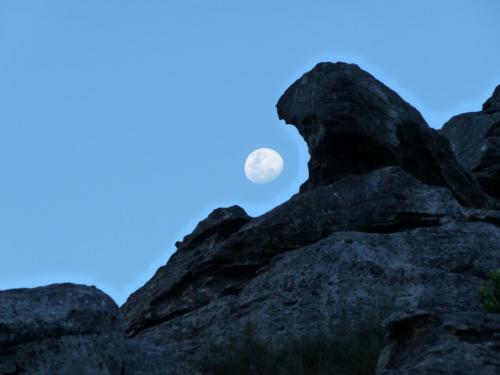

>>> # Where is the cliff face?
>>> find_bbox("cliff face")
[1,63,500,375]
[441,85,500,199]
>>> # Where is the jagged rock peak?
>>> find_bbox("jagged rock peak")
[175,205,251,250]
[276,61,495,209]
[482,85,500,113]
[276,62,417,190]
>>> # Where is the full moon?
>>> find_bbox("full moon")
[244,148,284,184]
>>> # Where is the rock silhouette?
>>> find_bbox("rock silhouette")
[442,85,500,199]
[1,63,500,374]
[277,62,496,209]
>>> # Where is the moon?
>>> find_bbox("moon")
[244,148,284,184]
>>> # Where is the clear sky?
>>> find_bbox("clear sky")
[1,0,499,305]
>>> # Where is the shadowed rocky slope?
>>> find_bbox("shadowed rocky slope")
[441,85,500,199]
[277,63,496,209]
[1,63,500,374]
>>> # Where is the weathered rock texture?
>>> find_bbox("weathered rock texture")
[123,220,500,368]
[0,284,173,375]
[121,167,470,338]
[0,284,123,374]
[442,85,500,199]
[2,63,500,374]
[378,311,500,374]
[175,205,251,251]
[276,62,496,209]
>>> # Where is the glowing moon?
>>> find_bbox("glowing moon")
[244,148,284,184]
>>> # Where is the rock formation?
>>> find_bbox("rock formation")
[276,63,496,209]
[441,85,500,199]
[1,63,500,374]
[0,284,173,374]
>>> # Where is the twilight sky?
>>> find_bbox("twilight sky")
[1,0,499,305]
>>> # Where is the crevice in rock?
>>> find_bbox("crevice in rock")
[464,213,500,228]
[356,213,444,234]
[386,313,439,342]
[454,329,497,343]
[0,331,116,357]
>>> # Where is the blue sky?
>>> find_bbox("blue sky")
[1,0,499,305]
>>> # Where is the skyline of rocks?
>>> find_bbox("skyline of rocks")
[1,62,500,374]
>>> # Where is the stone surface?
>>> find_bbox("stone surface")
[377,311,500,375]
[175,205,251,251]
[3,62,500,374]
[276,62,494,209]
[483,85,500,113]
[121,167,468,338]
[441,86,500,199]
[0,283,123,374]
[0,284,174,374]
[124,221,500,371]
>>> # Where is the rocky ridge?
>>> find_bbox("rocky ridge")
[1,63,500,374]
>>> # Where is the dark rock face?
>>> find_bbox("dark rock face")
[124,221,500,369]
[483,85,500,113]
[441,86,500,199]
[0,284,123,374]
[0,284,174,374]
[277,62,495,209]
[121,167,468,338]
[2,63,500,374]
[175,205,251,251]
[377,311,500,374]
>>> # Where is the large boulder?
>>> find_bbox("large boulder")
[277,62,494,209]
[377,311,500,374]
[0,284,123,374]
[0,283,174,374]
[441,85,500,199]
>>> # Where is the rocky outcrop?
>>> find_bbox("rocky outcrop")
[175,205,251,251]
[0,284,123,374]
[119,64,500,373]
[276,62,495,209]
[441,86,500,199]
[483,85,500,113]
[2,63,500,374]
[123,220,500,367]
[377,311,500,374]
[121,166,469,338]
[0,284,173,374]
